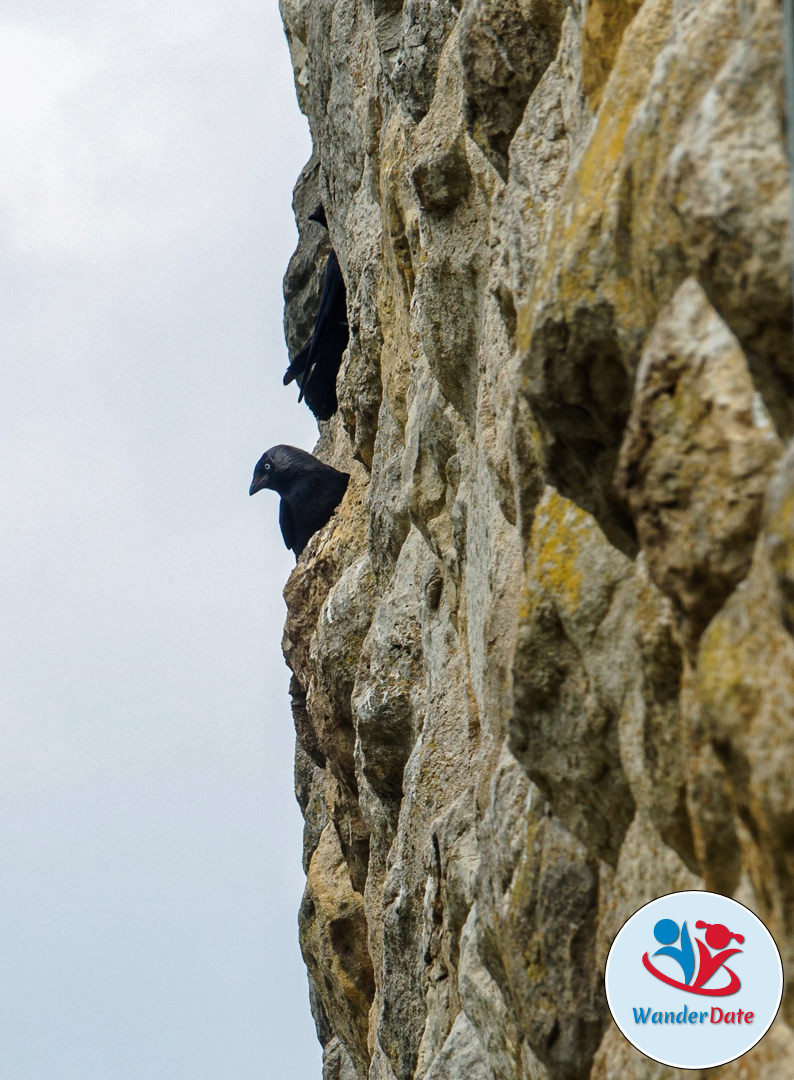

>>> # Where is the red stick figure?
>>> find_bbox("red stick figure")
[693,921,744,991]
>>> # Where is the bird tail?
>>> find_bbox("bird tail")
[298,350,317,403]
[283,341,310,387]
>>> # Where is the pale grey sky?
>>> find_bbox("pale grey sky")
[1,3,323,1077]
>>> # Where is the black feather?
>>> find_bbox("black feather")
[249,444,349,558]
[278,497,295,553]
[284,248,349,422]
[307,203,327,227]
[282,339,310,387]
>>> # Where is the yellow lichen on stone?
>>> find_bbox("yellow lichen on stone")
[517,0,675,357]
[582,0,646,108]
[529,490,594,609]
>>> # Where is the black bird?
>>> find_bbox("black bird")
[307,203,327,227]
[249,444,349,558]
[283,206,348,421]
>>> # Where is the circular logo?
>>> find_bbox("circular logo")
[605,891,783,1069]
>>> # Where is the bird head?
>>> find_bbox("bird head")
[249,451,275,495]
[250,444,309,496]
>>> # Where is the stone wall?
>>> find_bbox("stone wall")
[277,1,794,1076]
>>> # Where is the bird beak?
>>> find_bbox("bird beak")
[249,476,265,495]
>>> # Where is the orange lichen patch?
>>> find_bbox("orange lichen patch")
[765,489,794,594]
[696,614,764,731]
[529,490,595,609]
[517,0,761,366]
[300,824,374,1075]
[582,0,645,109]
[574,0,673,189]
[516,0,675,354]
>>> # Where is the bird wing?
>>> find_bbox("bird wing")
[313,252,343,330]
[278,497,296,553]
[298,252,346,404]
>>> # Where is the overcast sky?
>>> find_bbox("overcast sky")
[1,3,323,1077]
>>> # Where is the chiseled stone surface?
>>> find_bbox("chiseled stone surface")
[276,0,793,1076]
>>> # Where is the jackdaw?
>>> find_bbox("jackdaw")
[307,203,327,227]
[283,206,348,421]
[249,444,349,558]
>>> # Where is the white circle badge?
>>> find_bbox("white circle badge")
[605,891,783,1069]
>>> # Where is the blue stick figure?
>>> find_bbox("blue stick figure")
[653,918,695,985]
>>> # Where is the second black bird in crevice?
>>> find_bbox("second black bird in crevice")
[283,204,349,422]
